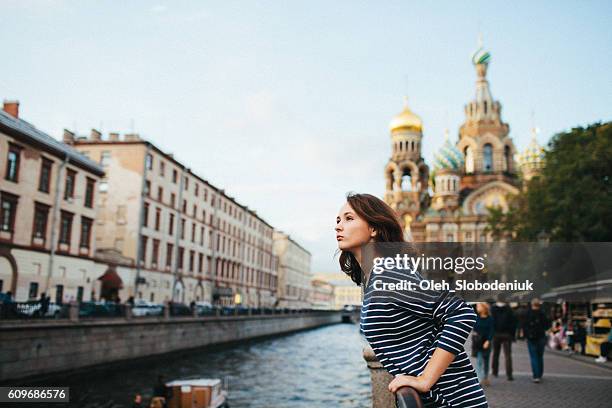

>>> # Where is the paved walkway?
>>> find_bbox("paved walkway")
[468,340,612,408]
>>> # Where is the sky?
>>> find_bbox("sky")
[1,1,610,273]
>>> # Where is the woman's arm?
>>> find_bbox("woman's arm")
[389,293,477,393]
[388,347,455,393]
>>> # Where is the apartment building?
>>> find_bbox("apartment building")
[0,101,104,303]
[273,231,312,309]
[66,131,278,306]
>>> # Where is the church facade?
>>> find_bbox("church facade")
[383,44,544,243]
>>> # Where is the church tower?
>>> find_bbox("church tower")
[457,40,519,192]
[384,97,430,236]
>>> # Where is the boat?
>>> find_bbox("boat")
[151,378,229,408]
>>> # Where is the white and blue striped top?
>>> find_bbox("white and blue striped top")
[360,266,488,408]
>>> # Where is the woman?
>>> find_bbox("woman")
[472,303,494,386]
[336,193,488,407]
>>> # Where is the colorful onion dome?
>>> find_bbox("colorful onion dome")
[433,130,464,172]
[518,130,546,168]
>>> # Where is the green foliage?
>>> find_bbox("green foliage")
[486,122,612,241]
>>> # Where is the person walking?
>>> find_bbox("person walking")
[523,298,550,383]
[595,327,612,363]
[490,297,516,381]
[472,303,495,386]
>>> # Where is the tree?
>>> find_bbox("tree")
[486,122,612,242]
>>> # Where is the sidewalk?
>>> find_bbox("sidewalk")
[468,339,612,408]
[547,346,612,371]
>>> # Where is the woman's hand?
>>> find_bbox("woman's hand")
[483,340,490,350]
[388,374,431,393]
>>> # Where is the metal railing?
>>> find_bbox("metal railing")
[0,301,338,322]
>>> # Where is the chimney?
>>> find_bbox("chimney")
[2,100,20,118]
[124,133,140,141]
[63,129,75,144]
[109,132,120,142]
[90,128,102,141]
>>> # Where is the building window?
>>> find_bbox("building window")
[77,286,84,302]
[64,169,76,200]
[155,207,161,231]
[178,247,184,269]
[84,178,95,208]
[145,153,153,170]
[144,180,151,197]
[80,216,93,248]
[504,145,511,172]
[100,151,111,167]
[166,243,173,267]
[191,222,196,242]
[169,213,175,235]
[39,158,52,193]
[184,176,189,190]
[180,218,186,239]
[55,284,64,304]
[160,161,165,177]
[483,143,493,172]
[140,236,148,263]
[195,184,199,196]
[5,144,21,182]
[0,192,18,233]
[32,202,50,242]
[158,186,163,202]
[58,211,73,245]
[172,169,178,183]
[170,193,176,208]
[200,226,205,246]
[143,202,150,227]
[198,253,203,273]
[152,239,160,267]
[189,250,195,272]
[29,282,39,300]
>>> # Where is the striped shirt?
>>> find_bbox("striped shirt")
[360,266,488,408]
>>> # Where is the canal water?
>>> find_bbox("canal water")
[32,322,372,408]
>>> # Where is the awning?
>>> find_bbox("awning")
[213,286,233,297]
[97,266,123,289]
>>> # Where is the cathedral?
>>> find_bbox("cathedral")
[383,43,545,243]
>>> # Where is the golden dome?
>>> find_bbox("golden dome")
[389,97,423,133]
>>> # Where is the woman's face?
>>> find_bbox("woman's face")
[335,202,374,252]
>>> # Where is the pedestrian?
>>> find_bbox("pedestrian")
[595,327,612,363]
[472,302,495,386]
[39,292,50,317]
[337,193,488,407]
[131,393,143,408]
[523,298,550,383]
[490,296,516,381]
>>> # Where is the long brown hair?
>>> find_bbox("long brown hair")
[338,192,405,286]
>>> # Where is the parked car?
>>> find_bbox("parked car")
[194,301,214,316]
[79,301,123,318]
[168,302,192,316]
[132,300,163,317]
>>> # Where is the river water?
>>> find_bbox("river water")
[31,322,372,408]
